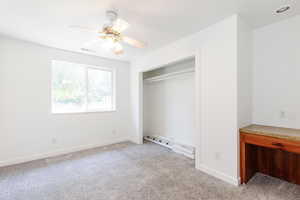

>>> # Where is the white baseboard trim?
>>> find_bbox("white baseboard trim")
[0,138,129,168]
[197,164,240,186]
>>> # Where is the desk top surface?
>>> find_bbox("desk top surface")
[240,124,300,142]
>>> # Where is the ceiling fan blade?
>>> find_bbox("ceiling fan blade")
[83,38,103,47]
[112,19,130,33]
[122,36,146,48]
[69,25,100,33]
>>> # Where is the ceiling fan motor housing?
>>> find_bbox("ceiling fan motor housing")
[106,10,118,22]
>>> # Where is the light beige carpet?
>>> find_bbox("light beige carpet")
[1,142,300,200]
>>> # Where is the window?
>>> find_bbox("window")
[51,60,115,113]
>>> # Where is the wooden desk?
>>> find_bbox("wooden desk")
[240,125,300,185]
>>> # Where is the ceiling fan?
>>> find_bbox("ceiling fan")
[70,9,146,55]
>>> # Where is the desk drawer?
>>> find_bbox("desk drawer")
[241,132,300,154]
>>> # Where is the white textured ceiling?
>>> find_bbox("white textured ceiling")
[0,0,299,61]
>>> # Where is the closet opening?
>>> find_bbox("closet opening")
[142,57,196,162]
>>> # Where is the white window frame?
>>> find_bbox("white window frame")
[51,60,116,114]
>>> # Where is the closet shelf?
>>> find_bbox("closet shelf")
[144,68,194,83]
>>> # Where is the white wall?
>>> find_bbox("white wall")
[199,18,239,184]
[143,63,195,146]
[253,15,300,129]
[0,36,131,166]
[131,15,243,185]
[237,18,253,128]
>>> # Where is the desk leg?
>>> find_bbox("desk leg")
[240,136,257,184]
[240,137,246,184]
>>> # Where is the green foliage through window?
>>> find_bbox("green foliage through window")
[51,61,115,113]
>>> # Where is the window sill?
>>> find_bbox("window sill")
[51,110,116,115]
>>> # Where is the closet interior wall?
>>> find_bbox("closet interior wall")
[143,58,196,149]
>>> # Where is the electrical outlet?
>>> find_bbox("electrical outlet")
[280,110,297,120]
[280,111,286,119]
[51,138,57,144]
[215,152,221,161]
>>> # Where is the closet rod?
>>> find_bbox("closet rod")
[144,68,194,83]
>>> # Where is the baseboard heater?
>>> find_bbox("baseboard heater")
[144,135,172,149]
[143,135,195,159]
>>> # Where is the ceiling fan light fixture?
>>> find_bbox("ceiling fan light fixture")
[102,37,116,50]
[114,42,124,55]
[114,42,123,50]
[112,19,130,33]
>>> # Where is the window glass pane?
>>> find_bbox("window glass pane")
[52,61,86,113]
[88,68,113,111]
